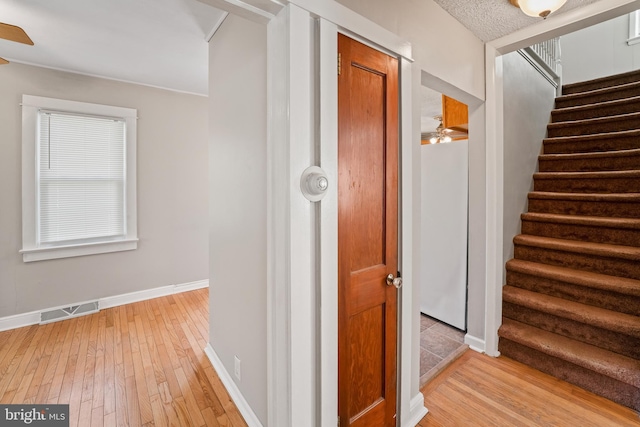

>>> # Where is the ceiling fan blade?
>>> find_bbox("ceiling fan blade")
[0,57,8,65]
[0,23,34,45]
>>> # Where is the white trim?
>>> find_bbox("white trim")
[0,312,41,332]
[399,55,420,427]
[491,0,640,53]
[21,239,139,263]
[483,45,504,357]
[627,34,640,45]
[288,5,316,426]
[464,334,487,354]
[206,12,230,42]
[100,279,209,309]
[267,6,293,427]
[403,393,429,427]
[318,17,339,427]
[0,279,209,332]
[21,95,138,263]
[627,10,640,44]
[290,0,413,61]
[198,0,279,23]
[517,48,560,89]
[204,344,264,427]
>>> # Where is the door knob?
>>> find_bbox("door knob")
[300,166,329,202]
[386,273,402,289]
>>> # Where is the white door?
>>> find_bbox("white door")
[420,140,468,330]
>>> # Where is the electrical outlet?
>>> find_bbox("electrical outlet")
[234,355,241,381]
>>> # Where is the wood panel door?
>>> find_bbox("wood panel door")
[337,34,399,427]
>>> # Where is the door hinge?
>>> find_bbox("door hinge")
[338,52,341,75]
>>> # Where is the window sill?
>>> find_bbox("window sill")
[627,35,640,46]
[20,238,138,262]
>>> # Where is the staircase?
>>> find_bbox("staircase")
[498,69,640,411]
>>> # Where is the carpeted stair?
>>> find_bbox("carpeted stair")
[498,69,640,411]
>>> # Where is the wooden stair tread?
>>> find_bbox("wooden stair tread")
[534,170,640,180]
[552,95,640,116]
[499,319,640,388]
[506,259,640,297]
[502,285,640,337]
[548,111,640,129]
[513,234,640,261]
[544,128,640,144]
[562,69,640,94]
[528,191,640,202]
[539,148,640,161]
[521,212,640,229]
[557,80,640,102]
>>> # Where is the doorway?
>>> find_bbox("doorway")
[419,86,469,330]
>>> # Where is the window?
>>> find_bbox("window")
[628,10,640,46]
[21,95,138,262]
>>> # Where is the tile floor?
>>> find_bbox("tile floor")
[419,313,468,387]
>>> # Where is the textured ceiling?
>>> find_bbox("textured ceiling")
[432,0,603,41]
[421,86,442,134]
[0,0,226,95]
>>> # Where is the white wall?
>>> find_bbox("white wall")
[336,0,485,101]
[208,15,268,424]
[502,51,556,271]
[0,63,209,318]
[562,12,640,84]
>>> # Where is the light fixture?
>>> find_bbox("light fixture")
[427,116,453,144]
[509,0,567,19]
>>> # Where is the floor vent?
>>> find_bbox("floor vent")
[40,301,100,324]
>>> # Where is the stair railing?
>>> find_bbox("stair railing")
[518,37,562,96]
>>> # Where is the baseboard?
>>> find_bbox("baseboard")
[0,311,41,332]
[403,392,428,427]
[0,279,209,332]
[204,344,263,427]
[464,334,486,353]
[100,279,209,309]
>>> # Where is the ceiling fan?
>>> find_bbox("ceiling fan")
[421,116,467,144]
[0,22,34,65]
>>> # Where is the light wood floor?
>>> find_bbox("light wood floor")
[0,288,247,427]
[418,349,640,426]
[3,289,639,427]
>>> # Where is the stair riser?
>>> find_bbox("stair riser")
[538,155,640,172]
[556,85,640,108]
[514,244,640,280]
[547,116,640,138]
[527,198,640,218]
[506,270,640,316]
[498,338,640,411]
[552,101,640,122]
[562,71,640,94]
[502,302,640,359]
[521,220,640,247]
[543,136,640,154]
[534,177,640,193]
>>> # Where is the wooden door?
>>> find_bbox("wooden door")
[337,34,399,427]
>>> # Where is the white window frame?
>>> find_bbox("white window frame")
[20,94,138,262]
[628,10,640,45]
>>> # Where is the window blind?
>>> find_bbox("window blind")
[38,111,126,245]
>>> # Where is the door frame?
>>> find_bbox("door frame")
[265,2,417,426]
